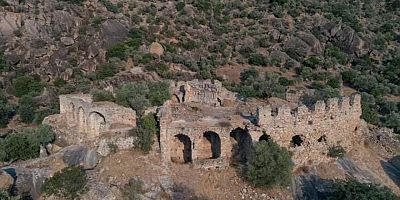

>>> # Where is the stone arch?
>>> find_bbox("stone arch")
[68,102,75,123]
[172,94,181,103]
[77,107,85,132]
[88,111,106,139]
[230,127,252,164]
[259,133,270,142]
[202,131,221,159]
[179,85,186,102]
[291,135,304,147]
[171,134,192,163]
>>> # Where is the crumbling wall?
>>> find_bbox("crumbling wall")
[255,94,362,166]
[44,94,136,144]
[172,79,236,106]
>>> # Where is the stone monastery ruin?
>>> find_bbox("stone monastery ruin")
[44,94,136,145]
[46,79,362,169]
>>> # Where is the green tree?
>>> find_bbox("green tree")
[246,140,294,188]
[34,124,56,146]
[135,114,158,153]
[42,166,88,200]
[12,75,43,97]
[327,178,400,200]
[18,95,36,124]
[0,99,14,128]
[4,133,40,161]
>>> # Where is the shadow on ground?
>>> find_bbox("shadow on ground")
[381,155,400,188]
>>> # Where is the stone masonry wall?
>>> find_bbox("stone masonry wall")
[255,94,362,166]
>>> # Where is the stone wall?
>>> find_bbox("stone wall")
[158,91,362,169]
[44,94,136,145]
[172,79,236,106]
[255,94,362,166]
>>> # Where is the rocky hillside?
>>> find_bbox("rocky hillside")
[0,0,399,133]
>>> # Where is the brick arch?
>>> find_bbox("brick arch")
[171,134,192,163]
[88,111,106,139]
[230,127,252,164]
[200,131,221,159]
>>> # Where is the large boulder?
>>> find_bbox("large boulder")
[61,145,99,170]
[0,169,13,190]
[101,20,129,48]
[149,42,164,57]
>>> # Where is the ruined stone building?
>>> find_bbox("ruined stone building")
[44,94,136,146]
[158,79,362,169]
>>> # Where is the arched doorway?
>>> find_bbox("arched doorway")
[171,134,192,163]
[230,128,253,164]
[291,135,304,147]
[203,131,221,159]
[259,133,270,142]
[88,111,106,139]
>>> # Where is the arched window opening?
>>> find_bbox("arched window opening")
[259,134,270,142]
[171,134,192,164]
[230,128,253,164]
[203,131,221,159]
[317,135,327,143]
[291,135,304,147]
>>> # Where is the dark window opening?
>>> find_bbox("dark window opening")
[259,134,270,142]
[317,135,327,143]
[291,135,304,147]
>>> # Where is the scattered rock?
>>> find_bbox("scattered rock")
[60,37,74,46]
[0,169,13,190]
[149,42,164,57]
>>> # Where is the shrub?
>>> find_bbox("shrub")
[246,140,294,188]
[328,146,346,158]
[18,95,36,124]
[95,62,118,80]
[42,166,88,200]
[135,114,157,153]
[0,97,14,128]
[122,177,144,200]
[115,81,171,112]
[326,178,399,200]
[4,132,40,161]
[0,125,55,162]
[91,90,115,102]
[248,54,269,66]
[106,43,127,60]
[12,75,43,97]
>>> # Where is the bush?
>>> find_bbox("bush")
[122,177,144,200]
[95,62,118,80]
[0,125,55,162]
[0,93,14,128]
[246,140,294,188]
[115,81,171,112]
[106,43,127,60]
[248,54,269,66]
[42,166,88,200]
[328,146,346,158]
[4,132,40,161]
[18,95,36,124]
[12,75,43,97]
[91,90,115,102]
[135,114,157,153]
[326,178,399,200]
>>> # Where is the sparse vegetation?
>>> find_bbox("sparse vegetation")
[42,166,88,200]
[326,178,400,200]
[12,75,43,97]
[328,146,346,158]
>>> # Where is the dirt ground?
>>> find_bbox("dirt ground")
[98,150,292,200]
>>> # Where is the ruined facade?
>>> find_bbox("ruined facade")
[44,94,136,145]
[159,79,362,169]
